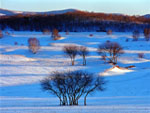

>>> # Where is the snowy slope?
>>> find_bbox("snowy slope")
[0,8,23,16]
[143,14,150,18]
[0,31,150,113]
[0,8,78,16]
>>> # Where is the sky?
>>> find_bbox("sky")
[0,0,150,15]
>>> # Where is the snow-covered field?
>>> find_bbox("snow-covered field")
[0,31,150,113]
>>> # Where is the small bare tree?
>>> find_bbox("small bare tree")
[0,30,3,39]
[78,46,89,66]
[98,41,124,64]
[138,53,144,58]
[28,38,40,54]
[144,28,150,41]
[132,30,140,41]
[63,45,78,66]
[107,29,112,35]
[89,34,93,37]
[41,71,105,106]
[51,29,61,40]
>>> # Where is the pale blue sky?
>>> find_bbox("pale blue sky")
[0,0,150,15]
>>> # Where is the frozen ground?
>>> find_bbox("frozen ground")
[0,31,150,113]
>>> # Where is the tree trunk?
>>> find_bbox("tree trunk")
[71,58,74,65]
[83,56,86,66]
[59,98,62,106]
[84,93,89,106]
[84,95,87,106]
[72,60,74,65]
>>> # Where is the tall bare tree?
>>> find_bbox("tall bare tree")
[78,46,89,66]
[41,71,105,106]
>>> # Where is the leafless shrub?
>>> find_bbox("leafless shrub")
[107,30,112,35]
[14,42,18,45]
[0,30,3,38]
[138,53,144,58]
[28,37,40,54]
[98,41,124,64]
[125,65,135,69]
[41,71,105,106]
[132,30,140,41]
[78,46,89,66]
[144,28,150,41]
[63,45,78,65]
[126,38,129,42]
[89,34,93,37]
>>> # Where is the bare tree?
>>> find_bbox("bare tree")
[132,30,140,41]
[78,46,89,66]
[63,45,78,65]
[144,28,150,41]
[28,38,40,54]
[51,29,61,40]
[98,41,124,64]
[138,53,144,58]
[41,72,65,105]
[84,76,105,106]
[107,29,112,35]
[41,71,105,106]
[0,30,3,39]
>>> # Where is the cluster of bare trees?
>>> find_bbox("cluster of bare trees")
[41,71,105,106]
[63,45,89,66]
[28,38,40,54]
[42,28,62,40]
[27,37,123,65]
[132,28,150,41]
[27,39,123,65]
[63,42,123,65]
[98,41,124,64]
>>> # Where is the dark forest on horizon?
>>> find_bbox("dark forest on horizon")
[0,11,150,32]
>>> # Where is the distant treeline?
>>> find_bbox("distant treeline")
[0,11,150,32]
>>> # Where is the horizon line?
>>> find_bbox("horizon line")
[0,8,149,16]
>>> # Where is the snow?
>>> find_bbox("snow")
[0,54,36,62]
[100,66,133,76]
[0,8,78,16]
[0,31,150,113]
